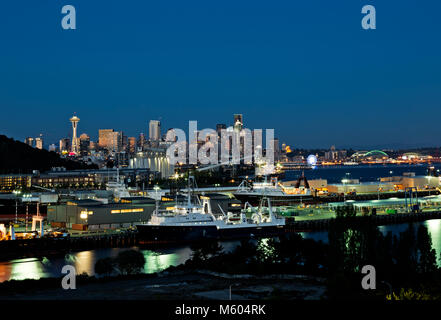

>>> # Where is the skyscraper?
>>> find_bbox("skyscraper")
[99,129,122,152]
[35,136,43,150]
[79,133,91,156]
[234,114,243,124]
[216,124,226,136]
[128,137,136,154]
[149,120,161,141]
[70,115,80,154]
[272,138,280,162]
[122,134,128,152]
[233,114,243,131]
[138,133,146,151]
[59,138,71,153]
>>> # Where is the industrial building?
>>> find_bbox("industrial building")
[327,194,441,214]
[327,181,396,195]
[380,173,441,190]
[129,148,174,178]
[47,198,157,230]
[284,172,441,196]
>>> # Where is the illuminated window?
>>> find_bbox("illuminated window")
[80,210,93,218]
[111,208,143,214]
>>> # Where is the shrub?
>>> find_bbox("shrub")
[94,257,115,276]
[115,250,146,275]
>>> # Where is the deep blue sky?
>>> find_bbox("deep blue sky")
[0,1,440,149]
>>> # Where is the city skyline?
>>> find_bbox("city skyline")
[0,1,440,149]
[10,113,440,150]
[8,111,441,151]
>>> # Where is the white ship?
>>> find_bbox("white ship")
[233,176,312,206]
[136,177,285,243]
[106,168,132,199]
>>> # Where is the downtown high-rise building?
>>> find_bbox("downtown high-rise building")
[35,136,43,150]
[122,134,128,153]
[216,124,226,136]
[79,133,91,156]
[138,133,146,151]
[128,137,137,154]
[98,129,122,152]
[234,114,243,127]
[149,120,161,141]
[24,136,43,149]
[59,138,71,153]
[272,138,280,162]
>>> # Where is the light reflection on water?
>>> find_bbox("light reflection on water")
[0,221,440,282]
[425,219,441,259]
[378,219,441,266]
[0,258,51,282]
[0,247,193,283]
[300,220,441,262]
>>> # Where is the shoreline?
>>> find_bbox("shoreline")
[1,211,441,261]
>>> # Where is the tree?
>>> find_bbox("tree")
[335,205,356,219]
[115,250,146,275]
[416,225,437,274]
[190,241,224,262]
[94,257,115,277]
[394,224,418,278]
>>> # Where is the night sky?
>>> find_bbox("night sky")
[0,1,440,149]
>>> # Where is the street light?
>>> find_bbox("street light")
[342,174,350,201]
[377,178,381,200]
[153,185,161,200]
[341,179,348,201]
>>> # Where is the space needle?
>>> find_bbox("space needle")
[70,114,80,154]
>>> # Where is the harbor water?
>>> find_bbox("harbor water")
[284,163,441,183]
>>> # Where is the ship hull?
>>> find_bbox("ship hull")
[136,223,285,244]
[218,224,285,240]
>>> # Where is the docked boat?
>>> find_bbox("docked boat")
[233,175,312,206]
[135,177,285,244]
[106,168,131,199]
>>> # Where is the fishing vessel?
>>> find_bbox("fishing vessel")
[135,177,285,244]
[106,168,131,199]
[233,175,312,206]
